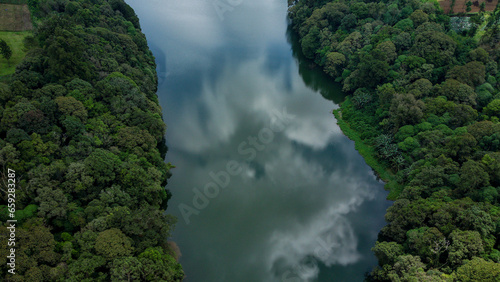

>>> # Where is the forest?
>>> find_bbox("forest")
[289,0,500,280]
[0,0,184,280]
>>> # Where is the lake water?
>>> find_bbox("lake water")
[126,1,391,281]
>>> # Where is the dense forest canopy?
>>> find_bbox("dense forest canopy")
[0,0,183,280]
[289,0,500,280]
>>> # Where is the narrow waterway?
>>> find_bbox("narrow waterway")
[126,1,391,281]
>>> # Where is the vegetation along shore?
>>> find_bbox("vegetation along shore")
[289,0,500,279]
[0,0,184,280]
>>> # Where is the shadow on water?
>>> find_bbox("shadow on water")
[285,23,346,105]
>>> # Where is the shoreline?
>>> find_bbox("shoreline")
[333,106,402,201]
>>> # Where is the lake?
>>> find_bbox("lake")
[125,1,391,281]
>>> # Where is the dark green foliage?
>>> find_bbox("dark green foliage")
[0,0,182,280]
[290,0,500,279]
[0,39,12,61]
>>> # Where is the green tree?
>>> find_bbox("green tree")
[111,256,142,281]
[0,39,12,61]
[390,93,425,128]
[459,160,490,194]
[324,52,345,77]
[469,48,489,64]
[55,96,88,121]
[83,149,122,188]
[446,61,486,87]
[376,41,397,63]
[406,227,445,265]
[95,228,134,259]
[410,10,429,26]
[438,79,477,106]
[412,30,456,67]
[480,2,486,12]
[65,252,107,280]
[408,78,433,98]
[458,206,496,237]
[372,241,404,266]
[138,247,184,281]
[455,257,500,281]
[484,99,500,118]
[389,255,427,280]
[466,1,473,12]
[301,26,320,59]
[448,230,484,267]
[116,126,157,152]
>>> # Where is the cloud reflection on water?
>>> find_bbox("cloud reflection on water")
[125,0,389,281]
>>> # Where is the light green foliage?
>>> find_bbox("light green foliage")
[448,230,484,266]
[457,206,496,237]
[406,227,445,265]
[394,18,414,32]
[455,257,500,281]
[395,125,415,142]
[111,256,142,281]
[484,99,500,117]
[389,255,426,280]
[137,247,184,281]
[337,31,363,55]
[324,51,345,77]
[398,137,419,152]
[0,31,31,76]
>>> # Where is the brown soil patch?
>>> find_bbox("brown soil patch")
[439,0,498,14]
[0,4,33,31]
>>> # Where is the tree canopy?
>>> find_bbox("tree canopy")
[290,0,500,279]
[0,0,183,280]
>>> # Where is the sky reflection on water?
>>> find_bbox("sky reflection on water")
[126,1,391,281]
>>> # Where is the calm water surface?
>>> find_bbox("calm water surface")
[126,1,391,281]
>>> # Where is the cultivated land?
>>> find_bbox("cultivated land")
[0,4,32,31]
[0,2,32,76]
[438,0,499,14]
[0,31,30,76]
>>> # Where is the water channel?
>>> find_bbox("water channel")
[126,1,391,281]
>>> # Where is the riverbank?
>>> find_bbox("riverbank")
[289,0,500,279]
[333,105,402,201]
[0,0,183,280]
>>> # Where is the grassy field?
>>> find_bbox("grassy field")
[0,31,30,77]
[333,109,403,200]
